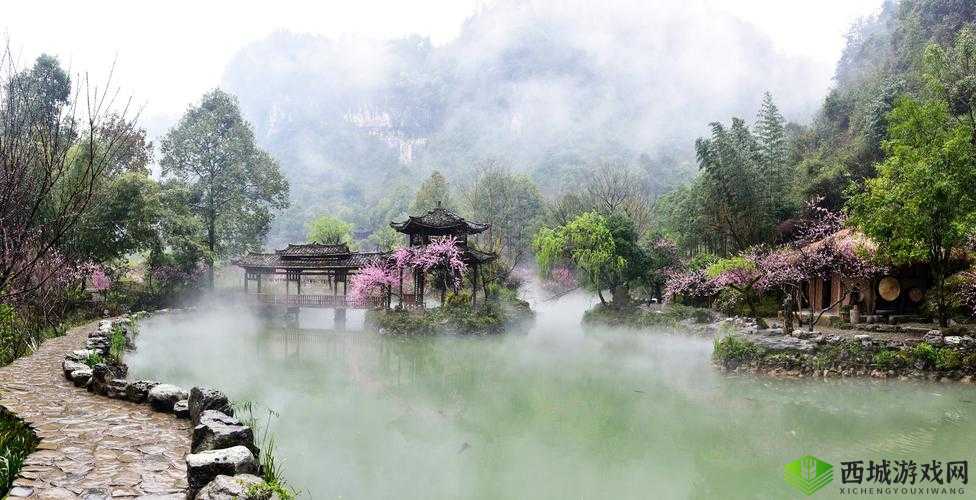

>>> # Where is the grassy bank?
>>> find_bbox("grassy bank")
[713,334,976,380]
[582,303,717,333]
[0,407,39,496]
[366,294,534,335]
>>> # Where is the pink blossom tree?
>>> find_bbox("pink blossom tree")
[348,237,469,307]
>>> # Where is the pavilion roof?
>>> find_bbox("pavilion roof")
[390,206,490,236]
[233,251,386,270]
[276,243,351,258]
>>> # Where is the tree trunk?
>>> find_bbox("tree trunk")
[207,217,216,289]
[597,289,607,305]
[934,255,949,327]
[611,286,630,307]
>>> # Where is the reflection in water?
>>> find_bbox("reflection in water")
[127,290,976,499]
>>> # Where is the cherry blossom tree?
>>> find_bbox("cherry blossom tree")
[349,237,469,307]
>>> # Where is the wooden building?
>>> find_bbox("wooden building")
[233,204,496,311]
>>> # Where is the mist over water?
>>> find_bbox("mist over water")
[128,290,976,499]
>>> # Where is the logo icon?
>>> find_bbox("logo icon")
[784,455,833,495]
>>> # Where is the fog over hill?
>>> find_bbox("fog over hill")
[222,0,834,245]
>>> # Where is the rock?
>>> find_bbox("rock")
[71,368,93,387]
[62,359,88,380]
[750,334,815,352]
[88,363,127,395]
[65,349,97,362]
[195,473,267,500]
[185,446,259,496]
[944,336,974,347]
[192,410,258,455]
[106,379,129,399]
[922,330,945,346]
[147,384,188,412]
[125,380,159,404]
[5,486,34,497]
[854,334,871,341]
[174,400,190,419]
[189,387,235,425]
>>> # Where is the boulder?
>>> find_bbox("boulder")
[192,410,258,455]
[62,359,88,380]
[147,384,188,412]
[922,330,945,347]
[185,446,259,496]
[125,380,159,404]
[85,336,110,354]
[174,400,190,419]
[944,336,974,347]
[65,349,97,362]
[88,363,127,395]
[195,473,267,500]
[189,387,235,425]
[106,379,129,399]
[71,368,93,387]
[750,334,815,352]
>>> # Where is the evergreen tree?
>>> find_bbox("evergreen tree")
[754,92,792,218]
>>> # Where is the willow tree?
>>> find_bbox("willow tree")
[161,89,289,287]
[533,211,645,306]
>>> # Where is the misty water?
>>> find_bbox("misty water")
[127,288,976,499]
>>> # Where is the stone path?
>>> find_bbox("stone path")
[0,320,190,499]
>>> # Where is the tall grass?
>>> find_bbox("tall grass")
[0,409,38,496]
[233,401,297,499]
[109,326,127,363]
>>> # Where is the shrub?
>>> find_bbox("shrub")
[109,326,127,363]
[83,352,104,368]
[963,352,976,370]
[909,342,938,368]
[872,350,906,370]
[812,345,842,371]
[935,348,962,370]
[713,335,763,364]
[0,409,38,496]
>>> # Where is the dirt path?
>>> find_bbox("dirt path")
[0,320,190,499]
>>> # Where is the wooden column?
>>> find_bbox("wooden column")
[398,267,404,308]
[471,264,479,306]
[297,272,302,296]
[257,274,262,294]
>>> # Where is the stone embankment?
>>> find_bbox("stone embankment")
[714,318,976,381]
[2,313,280,499]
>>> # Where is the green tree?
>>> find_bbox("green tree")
[411,171,452,213]
[466,166,544,276]
[367,226,402,252]
[754,92,794,219]
[306,215,354,246]
[160,89,289,287]
[695,118,772,253]
[847,97,976,326]
[923,24,976,142]
[533,211,645,305]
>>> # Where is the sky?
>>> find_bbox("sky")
[2,0,883,130]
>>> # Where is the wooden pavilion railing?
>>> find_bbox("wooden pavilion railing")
[247,293,386,309]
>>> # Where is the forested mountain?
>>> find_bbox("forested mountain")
[222,0,828,246]
[791,0,976,209]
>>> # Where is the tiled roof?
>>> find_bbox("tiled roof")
[234,251,387,270]
[390,206,489,235]
[276,243,351,257]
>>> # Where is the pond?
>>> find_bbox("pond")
[127,288,976,499]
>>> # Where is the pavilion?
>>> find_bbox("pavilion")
[233,204,496,311]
